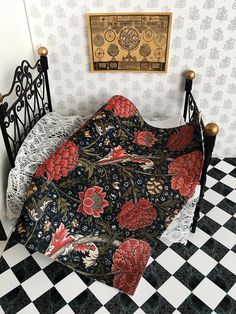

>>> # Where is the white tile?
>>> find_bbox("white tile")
[187,228,211,248]
[130,278,156,306]
[157,276,191,308]
[32,251,53,269]
[203,189,224,206]
[16,302,40,314]
[206,175,218,188]
[206,206,231,225]
[146,256,154,266]
[159,237,172,247]
[220,175,236,189]
[89,280,118,305]
[226,190,236,203]
[22,270,53,301]
[0,306,5,314]
[0,269,20,297]
[94,307,111,314]
[156,248,185,274]
[55,305,75,314]
[220,251,236,275]
[193,278,226,310]
[228,283,236,300]
[0,241,7,256]
[2,243,30,267]
[55,272,87,303]
[188,250,217,276]
[214,160,235,174]
[133,309,146,314]
[212,227,236,249]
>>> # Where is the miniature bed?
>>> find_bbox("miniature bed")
[0,47,219,294]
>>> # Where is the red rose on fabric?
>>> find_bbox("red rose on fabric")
[78,186,109,218]
[117,199,157,231]
[167,125,194,151]
[112,239,152,295]
[45,223,73,257]
[104,95,137,118]
[133,131,158,147]
[35,140,79,181]
[168,150,203,198]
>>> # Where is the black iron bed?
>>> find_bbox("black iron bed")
[0,47,219,240]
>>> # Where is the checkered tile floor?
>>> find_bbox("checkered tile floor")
[0,158,235,314]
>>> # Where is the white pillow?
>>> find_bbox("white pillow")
[6,112,84,221]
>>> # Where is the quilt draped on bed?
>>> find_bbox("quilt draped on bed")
[13,95,204,295]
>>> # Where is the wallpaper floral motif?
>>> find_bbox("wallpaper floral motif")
[24,0,236,157]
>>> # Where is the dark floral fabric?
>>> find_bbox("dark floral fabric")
[13,95,203,295]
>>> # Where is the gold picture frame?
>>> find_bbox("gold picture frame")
[87,12,172,72]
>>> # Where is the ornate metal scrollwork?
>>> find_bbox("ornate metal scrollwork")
[0,57,52,167]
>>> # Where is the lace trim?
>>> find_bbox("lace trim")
[6,112,84,221]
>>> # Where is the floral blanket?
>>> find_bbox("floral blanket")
[13,96,203,295]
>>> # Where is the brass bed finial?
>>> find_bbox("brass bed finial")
[0,92,4,104]
[38,46,48,57]
[204,123,220,136]
[185,70,195,80]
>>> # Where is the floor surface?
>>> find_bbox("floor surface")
[0,158,235,314]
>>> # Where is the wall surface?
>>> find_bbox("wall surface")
[24,0,236,157]
[0,0,34,230]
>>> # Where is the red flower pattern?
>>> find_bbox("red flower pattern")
[112,239,152,295]
[168,150,203,198]
[97,145,130,165]
[104,95,137,118]
[117,199,157,231]
[45,223,73,257]
[35,140,79,181]
[167,125,194,151]
[133,131,158,147]
[78,186,109,218]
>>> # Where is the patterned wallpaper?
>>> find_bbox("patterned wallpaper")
[24,0,236,157]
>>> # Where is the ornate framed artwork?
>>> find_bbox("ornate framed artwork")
[87,12,172,72]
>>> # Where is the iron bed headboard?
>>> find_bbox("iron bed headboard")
[0,47,52,169]
[0,50,219,241]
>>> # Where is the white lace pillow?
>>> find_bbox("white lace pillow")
[6,112,85,221]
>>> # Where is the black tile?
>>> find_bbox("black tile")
[141,292,175,314]
[224,217,236,233]
[3,233,18,251]
[229,168,236,178]
[105,293,138,314]
[143,260,171,289]
[207,167,226,180]
[210,158,222,167]
[224,158,236,167]
[232,244,236,253]
[11,256,41,283]
[0,286,31,314]
[215,294,236,314]
[207,264,236,292]
[69,289,102,314]
[0,257,9,274]
[43,261,73,284]
[201,238,229,262]
[171,241,198,260]
[34,287,66,313]
[217,198,236,215]
[174,262,205,291]
[151,238,168,259]
[178,293,212,314]
[211,182,233,197]
[197,216,221,236]
[200,198,215,215]
[75,270,94,286]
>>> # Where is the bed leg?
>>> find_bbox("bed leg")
[0,220,7,241]
[191,123,219,233]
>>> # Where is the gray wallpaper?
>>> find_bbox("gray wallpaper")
[25,0,236,157]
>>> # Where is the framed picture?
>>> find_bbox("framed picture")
[87,12,172,72]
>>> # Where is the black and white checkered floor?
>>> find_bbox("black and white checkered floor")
[0,158,235,314]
